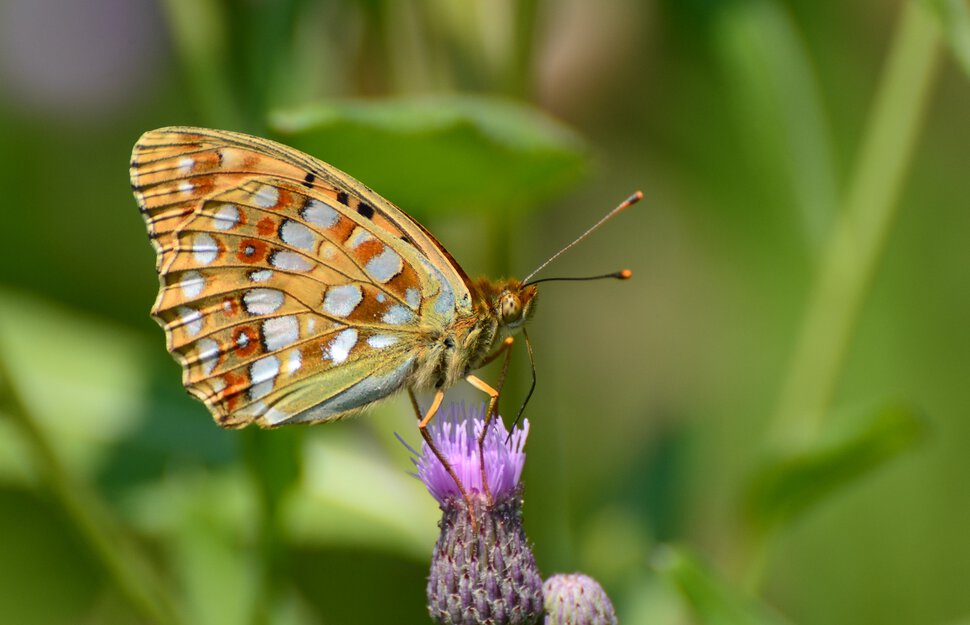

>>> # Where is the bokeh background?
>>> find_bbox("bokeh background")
[0,0,968,624]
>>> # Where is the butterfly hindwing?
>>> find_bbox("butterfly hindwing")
[130,127,472,427]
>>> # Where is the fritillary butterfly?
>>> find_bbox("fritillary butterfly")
[129,126,637,438]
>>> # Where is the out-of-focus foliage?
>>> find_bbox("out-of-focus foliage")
[270,95,588,215]
[0,0,968,624]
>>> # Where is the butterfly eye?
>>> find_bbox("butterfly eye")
[498,292,522,325]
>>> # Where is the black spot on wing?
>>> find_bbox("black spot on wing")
[303,172,315,188]
[336,191,349,205]
[357,202,375,219]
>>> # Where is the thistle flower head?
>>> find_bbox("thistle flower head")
[402,402,542,624]
[543,573,617,625]
[406,401,529,505]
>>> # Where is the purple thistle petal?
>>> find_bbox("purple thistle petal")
[403,402,530,505]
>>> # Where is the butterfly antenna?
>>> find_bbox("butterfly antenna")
[508,328,537,438]
[521,191,642,285]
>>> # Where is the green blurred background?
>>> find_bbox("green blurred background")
[0,0,968,623]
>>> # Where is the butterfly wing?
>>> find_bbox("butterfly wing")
[130,126,474,427]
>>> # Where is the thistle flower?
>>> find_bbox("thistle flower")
[543,573,617,625]
[402,402,543,625]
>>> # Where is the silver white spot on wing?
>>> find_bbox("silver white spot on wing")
[243,288,284,315]
[249,355,280,400]
[326,328,357,364]
[405,287,421,309]
[249,269,273,282]
[271,250,314,272]
[285,349,302,375]
[382,304,415,325]
[178,180,194,194]
[212,204,240,230]
[365,247,403,284]
[179,270,205,299]
[253,184,279,208]
[264,406,290,425]
[301,198,339,228]
[177,156,194,174]
[177,306,203,337]
[280,219,315,251]
[346,227,374,249]
[192,232,218,265]
[323,284,363,318]
[419,258,457,317]
[196,337,220,376]
[262,315,299,351]
[367,334,399,349]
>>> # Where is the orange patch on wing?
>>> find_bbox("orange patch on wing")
[353,239,384,265]
[194,151,221,171]
[256,217,276,236]
[330,216,355,244]
[190,175,215,196]
[221,371,248,412]
[384,263,421,300]
[236,238,269,264]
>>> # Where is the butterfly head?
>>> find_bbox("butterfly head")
[496,281,538,330]
[476,278,538,331]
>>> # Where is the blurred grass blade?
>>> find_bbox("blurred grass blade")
[269,95,589,216]
[746,404,925,530]
[769,1,942,441]
[924,0,970,77]
[716,0,839,250]
[653,546,794,625]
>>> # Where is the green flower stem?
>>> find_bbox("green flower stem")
[0,356,184,625]
[769,0,942,445]
[746,0,943,590]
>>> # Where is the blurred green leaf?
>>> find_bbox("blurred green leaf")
[269,95,589,216]
[924,0,970,77]
[0,289,152,479]
[653,546,793,625]
[746,404,926,530]
[127,469,258,625]
[715,0,839,251]
[0,490,103,625]
[282,428,438,561]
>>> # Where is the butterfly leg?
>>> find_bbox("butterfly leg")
[466,374,505,506]
[411,387,477,518]
[466,337,515,505]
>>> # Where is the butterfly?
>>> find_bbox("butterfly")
[130,127,638,440]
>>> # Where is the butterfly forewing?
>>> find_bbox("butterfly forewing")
[130,127,473,427]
